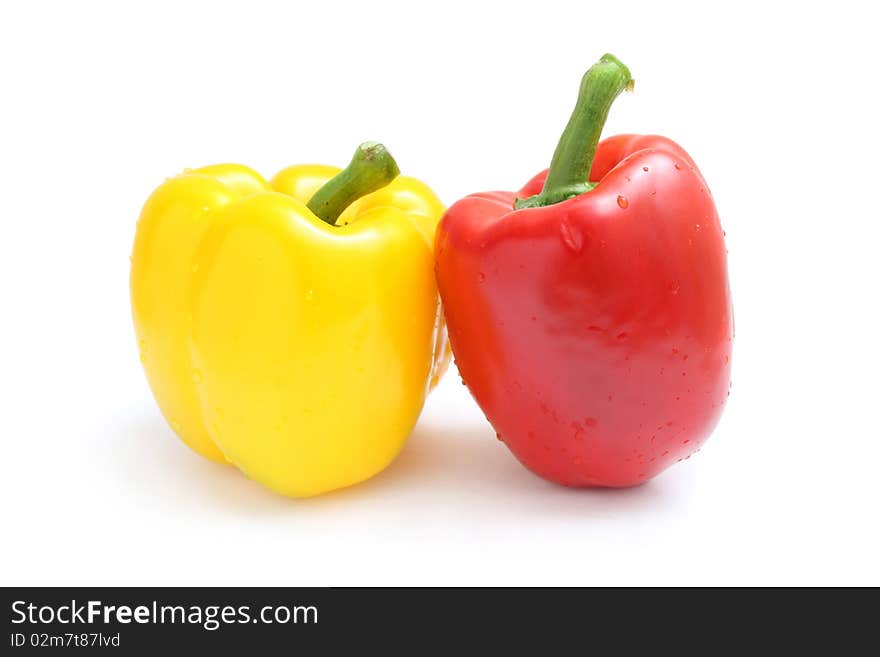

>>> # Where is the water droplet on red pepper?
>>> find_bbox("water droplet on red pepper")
[558,218,583,253]
[617,195,628,209]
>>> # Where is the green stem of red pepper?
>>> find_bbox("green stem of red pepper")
[307,142,400,225]
[516,54,634,209]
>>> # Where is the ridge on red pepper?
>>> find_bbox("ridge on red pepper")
[435,54,732,487]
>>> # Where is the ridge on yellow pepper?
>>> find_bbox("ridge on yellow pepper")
[131,143,450,497]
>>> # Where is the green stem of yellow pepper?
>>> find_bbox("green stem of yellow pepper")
[307,142,400,225]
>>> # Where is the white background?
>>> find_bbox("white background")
[1,0,878,586]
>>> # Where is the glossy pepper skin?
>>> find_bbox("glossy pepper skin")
[131,151,449,497]
[435,57,732,488]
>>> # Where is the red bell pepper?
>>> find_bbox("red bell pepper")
[435,54,732,487]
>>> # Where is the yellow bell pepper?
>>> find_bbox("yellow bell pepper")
[131,143,450,497]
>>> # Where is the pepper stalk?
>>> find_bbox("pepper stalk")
[307,141,400,225]
[516,54,633,209]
